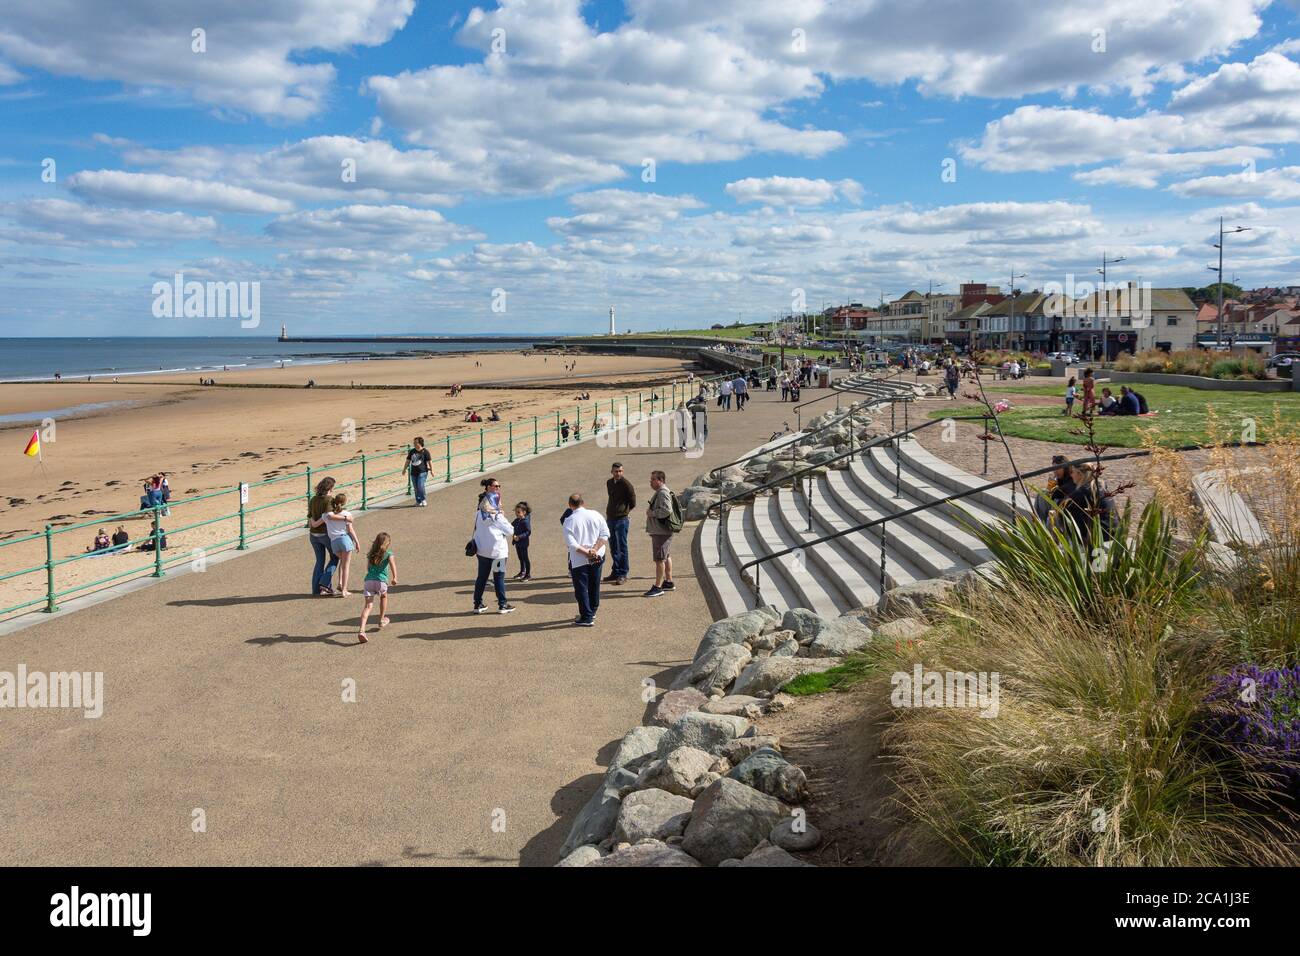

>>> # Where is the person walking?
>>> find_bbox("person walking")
[944,359,959,400]
[511,501,532,580]
[403,436,432,507]
[307,476,339,596]
[563,493,609,627]
[732,373,748,410]
[604,462,635,585]
[643,470,679,597]
[472,478,516,614]
[357,532,397,643]
[687,395,708,448]
[322,493,360,596]
[719,377,733,410]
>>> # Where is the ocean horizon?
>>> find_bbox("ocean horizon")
[0,335,568,382]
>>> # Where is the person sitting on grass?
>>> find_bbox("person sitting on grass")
[1115,385,1141,416]
[1098,387,1119,415]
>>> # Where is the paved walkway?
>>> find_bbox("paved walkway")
[0,388,802,866]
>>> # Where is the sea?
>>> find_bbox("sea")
[0,336,553,383]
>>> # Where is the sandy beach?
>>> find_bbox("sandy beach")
[0,350,700,618]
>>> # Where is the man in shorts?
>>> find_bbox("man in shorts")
[644,470,675,597]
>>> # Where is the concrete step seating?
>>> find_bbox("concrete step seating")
[697,404,1035,619]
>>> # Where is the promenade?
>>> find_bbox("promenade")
[0,387,799,866]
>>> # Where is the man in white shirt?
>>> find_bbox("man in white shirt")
[719,377,733,410]
[562,493,610,627]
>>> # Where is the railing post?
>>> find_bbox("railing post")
[44,523,56,613]
[479,428,485,472]
[154,505,165,575]
[555,411,561,447]
[754,562,763,608]
[904,398,910,432]
[445,436,452,482]
[306,465,313,503]
[534,416,539,456]
[576,405,581,441]
[890,399,896,431]
[983,415,989,475]
[879,518,888,595]
[715,504,725,568]
[361,455,368,510]
[508,421,514,462]
[806,473,813,532]
[237,487,247,550]
[894,436,902,498]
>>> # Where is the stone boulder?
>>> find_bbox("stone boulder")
[613,788,695,844]
[781,608,830,644]
[559,765,638,858]
[806,617,873,658]
[876,578,957,619]
[634,746,715,798]
[681,778,789,866]
[608,725,668,772]
[731,657,838,697]
[772,637,800,657]
[657,712,751,757]
[650,687,709,728]
[670,643,752,695]
[694,610,778,661]
[737,843,813,867]
[701,694,767,718]
[586,839,701,867]
[727,746,807,803]
[718,734,782,765]
[555,844,606,867]
[770,817,822,852]
[681,486,721,521]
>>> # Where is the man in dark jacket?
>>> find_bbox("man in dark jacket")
[605,462,636,585]
[1115,386,1141,416]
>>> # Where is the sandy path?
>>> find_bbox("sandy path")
[0,388,797,866]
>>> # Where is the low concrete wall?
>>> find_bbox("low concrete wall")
[1107,370,1292,392]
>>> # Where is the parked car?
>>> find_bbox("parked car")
[1267,352,1300,368]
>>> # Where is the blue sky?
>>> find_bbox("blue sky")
[1,0,1298,336]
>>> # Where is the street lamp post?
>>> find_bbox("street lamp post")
[1006,270,1026,353]
[1209,217,1251,348]
[1097,251,1126,363]
[926,279,945,346]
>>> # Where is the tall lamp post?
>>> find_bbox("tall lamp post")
[1097,251,1126,363]
[1209,217,1250,348]
[1005,270,1026,353]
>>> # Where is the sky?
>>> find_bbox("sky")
[0,0,1298,337]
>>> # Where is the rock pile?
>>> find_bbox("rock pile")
[557,604,884,867]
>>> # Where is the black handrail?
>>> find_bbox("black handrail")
[706,412,996,568]
[707,385,901,480]
[793,379,913,429]
[740,450,1152,605]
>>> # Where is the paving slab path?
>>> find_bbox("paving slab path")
[0,388,805,866]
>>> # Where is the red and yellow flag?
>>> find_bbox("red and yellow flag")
[23,430,40,457]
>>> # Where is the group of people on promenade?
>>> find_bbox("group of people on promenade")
[307,450,684,640]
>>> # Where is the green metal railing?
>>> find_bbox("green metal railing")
[0,372,735,620]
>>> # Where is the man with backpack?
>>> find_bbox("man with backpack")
[643,470,683,598]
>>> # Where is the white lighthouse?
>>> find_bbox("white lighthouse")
[608,306,616,336]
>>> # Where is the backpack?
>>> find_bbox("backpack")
[667,491,684,533]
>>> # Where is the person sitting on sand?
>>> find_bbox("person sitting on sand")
[138,519,167,552]
[465,409,481,423]
[111,526,130,549]
[488,408,501,421]
[87,529,111,552]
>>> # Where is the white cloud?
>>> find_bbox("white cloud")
[265,205,480,249]
[0,61,21,84]
[546,189,705,236]
[67,170,293,214]
[0,1,414,119]
[877,201,1092,234]
[0,198,217,247]
[1072,147,1273,188]
[1169,166,1300,200]
[725,176,863,207]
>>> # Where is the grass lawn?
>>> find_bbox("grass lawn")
[931,383,1300,447]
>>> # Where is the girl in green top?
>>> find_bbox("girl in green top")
[358,532,397,643]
